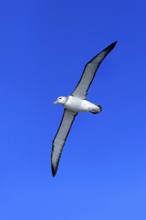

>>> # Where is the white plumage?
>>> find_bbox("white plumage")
[51,41,117,176]
[54,96,101,113]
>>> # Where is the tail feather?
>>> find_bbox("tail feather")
[90,104,102,114]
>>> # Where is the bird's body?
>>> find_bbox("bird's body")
[51,41,117,176]
[55,96,101,113]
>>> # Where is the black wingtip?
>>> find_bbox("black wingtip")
[113,40,117,44]
[107,41,117,50]
[99,41,117,57]
[51,164,58,177]
[52,166,56,177]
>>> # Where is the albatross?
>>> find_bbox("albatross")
[51,41,117,176]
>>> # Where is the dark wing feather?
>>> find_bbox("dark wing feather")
[51,110,77,176]
[72,41,117,99]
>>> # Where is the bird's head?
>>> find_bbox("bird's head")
[53,96,67,105]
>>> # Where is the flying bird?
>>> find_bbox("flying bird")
[51,41,117,176]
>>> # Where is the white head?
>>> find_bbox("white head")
[53,96,67,105]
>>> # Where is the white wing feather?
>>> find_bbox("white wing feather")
[72,41,117,99]
[51,110,77,176]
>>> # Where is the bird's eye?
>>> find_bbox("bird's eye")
[59,97,62,99]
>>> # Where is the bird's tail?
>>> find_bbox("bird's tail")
[90,104,102,114]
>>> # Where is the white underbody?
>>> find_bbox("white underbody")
[63,96,100,113]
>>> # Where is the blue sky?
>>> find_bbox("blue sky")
[0,0,146,219]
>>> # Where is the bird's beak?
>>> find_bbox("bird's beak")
[53,100,59,104]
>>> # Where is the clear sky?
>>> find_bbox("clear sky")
[0,0,146,219]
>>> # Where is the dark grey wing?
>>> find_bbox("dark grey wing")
[72,41,117,99]
[51,109,77,176]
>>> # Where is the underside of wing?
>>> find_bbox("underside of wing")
[72,41,117,99]
[51,110,77,176]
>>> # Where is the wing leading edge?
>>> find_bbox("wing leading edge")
[72,41,117,99]
[51,110,78,176]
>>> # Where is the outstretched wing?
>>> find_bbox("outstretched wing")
[72,41,117,99]
[51,110,77,176]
